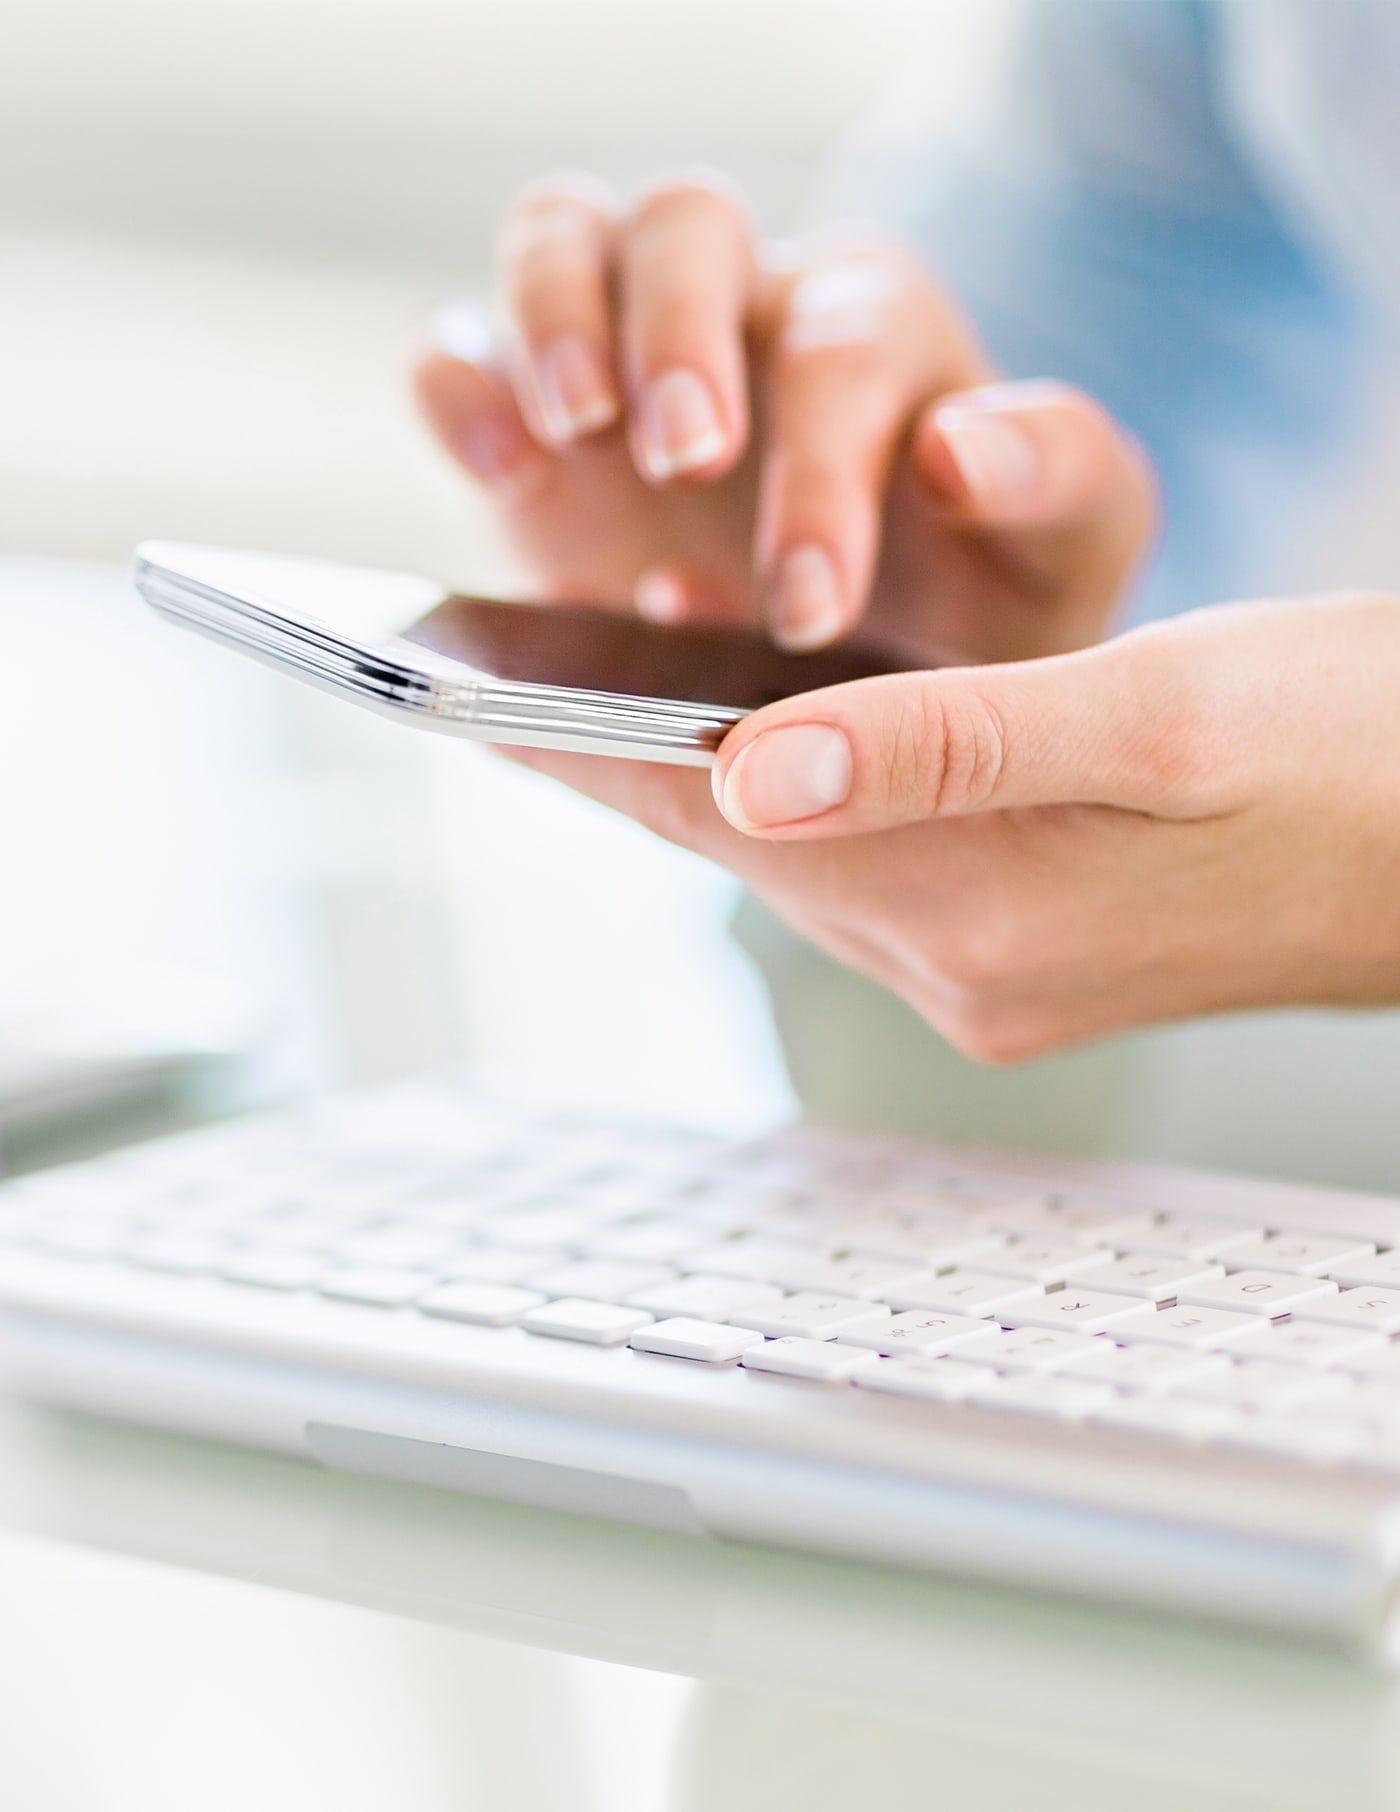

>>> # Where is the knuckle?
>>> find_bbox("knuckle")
[631,167,749,230]
[1113,635,1220,808]
[879,685,1009,820]
[496,173,614,263]
[508,170,616,222]
[918,902,1030,998]
[938,1001,1049,1066]
[777,331,901,404]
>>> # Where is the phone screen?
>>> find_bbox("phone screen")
[404,595,909,710]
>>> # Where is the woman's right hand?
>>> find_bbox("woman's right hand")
[413,170,1156,666]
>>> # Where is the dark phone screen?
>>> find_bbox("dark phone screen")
[404,596,913,710]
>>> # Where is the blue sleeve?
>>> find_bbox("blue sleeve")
[824,0,1370,624]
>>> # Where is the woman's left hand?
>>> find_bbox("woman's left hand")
[513,591,1400,1060]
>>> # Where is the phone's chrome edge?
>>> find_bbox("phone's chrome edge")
[134,547,744,764]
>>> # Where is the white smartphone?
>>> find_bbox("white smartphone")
[135,543,914,766]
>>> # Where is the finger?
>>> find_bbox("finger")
[617,171,756,483]
[913,380,1157,588]
[711,628,1215,837]
[633,565,752,626]
[411,302,552,500]
[754,245,986,650]
[495,173,621,445]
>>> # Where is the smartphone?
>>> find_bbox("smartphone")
[134,543,917,766]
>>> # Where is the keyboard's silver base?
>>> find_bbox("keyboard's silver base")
[4,1259,1399,1660]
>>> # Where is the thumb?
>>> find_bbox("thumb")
[711,633,1196,838]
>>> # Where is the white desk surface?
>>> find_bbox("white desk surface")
[1,1395,1398,1812]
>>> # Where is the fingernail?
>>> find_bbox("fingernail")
[457,408,534,489]
[635,569,687,622]
[534,334,618,442]
[639,368,726,478]
[716,724,853,830]
[935,404,1040,503]
[767,544,844,651]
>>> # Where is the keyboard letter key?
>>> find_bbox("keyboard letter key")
[520,1299,654,1346]
[741,1337,872,1382]
[629,1318,765,1363]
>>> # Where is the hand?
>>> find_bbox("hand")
[510,592,1400,1061]
[413,171,1154,663]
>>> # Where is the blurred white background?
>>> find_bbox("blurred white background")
[0,0,1007,1145]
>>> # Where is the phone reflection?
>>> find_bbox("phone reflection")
[404,595,909,710]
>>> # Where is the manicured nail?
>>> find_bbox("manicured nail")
[767,544,844,651]
[457,408,534,489]
[635,569,687,622]
[534,335,618,442]
[639,368,726,478]
[716,724,853,830]
[934,403,1040,503]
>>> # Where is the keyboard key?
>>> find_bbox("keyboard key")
[582,1217,715,1264]
[30,1217,127,1259]
[778,1252,934,1301]
[730,1293,889,1339]
[440,1244,567,1285]
[1343,1344,1400,1380]
[1062,1253,1226,1303]
[1327,1252,1400,1289]
[1102,1214,1258,1261]
[1058,1340,1228,1393]
[885,1269,1045,1316]
[125,1232,229,1275]
[775,1213,1004,1271]
[319,1267,433,1308]
[835,1310,1002,1357]
[1232,1317,1385,1368]
[1174,1271,1338,1317]
[977,1239,1112,1285]
[1223,1232,1375,1277]
[853,1356,984,1401]
[525,1259,675,1303]
[335,1225,469,1270]
[966,1372,1116,1422]
[988,1198,1140,1242]
[998,1289,1151,1334]
[1179,1360,1350,1413]
[954,1326,1113,1373]
[628,1318,764,1363]
[241,1211,372,1252]
[623,1274,783,1321]
[1090,1394,1244,1443]
[489,1208,616,1250]
[220,1247,324,1290]
[419,1280,546,1326]
[1290,1287,1400,1333]
[520,1298,654,1346]
[681,1237,808,1283]
[1043,1198,1158,1241]
[1111,1302,1261,1349]
[741,1337,872,1382]
[1213,1414,1364,1467]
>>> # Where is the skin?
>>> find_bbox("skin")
[412,170,1156,666]
[412,171,1400,1062]
[506,593,1400,1061]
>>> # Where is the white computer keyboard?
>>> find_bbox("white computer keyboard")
[2,1081,1400,1470]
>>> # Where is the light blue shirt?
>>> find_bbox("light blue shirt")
[823,0,1400,623]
